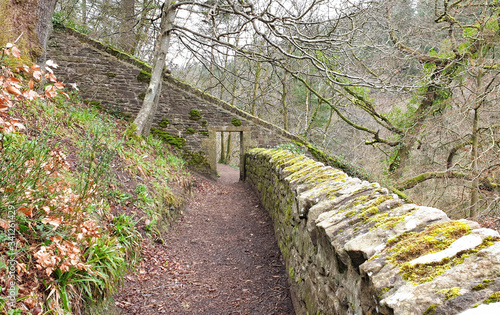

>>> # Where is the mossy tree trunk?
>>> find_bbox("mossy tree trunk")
[0,0,57,63]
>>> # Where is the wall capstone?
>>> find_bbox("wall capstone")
[245,148,500,315]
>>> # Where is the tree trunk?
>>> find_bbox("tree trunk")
[118,0,136,53]
[36,0,58,64]
[281,72,288,131]
[219,132,226,163]
[81,0,87,26]
[225,132,232,164]
[0,0,57,63]
[252,62,261,116]
[389,80,441,179]
[133,0,176,136]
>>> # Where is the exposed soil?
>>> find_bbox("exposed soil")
[113,164,294,314]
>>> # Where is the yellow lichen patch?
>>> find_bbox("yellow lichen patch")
[397,236,498,284]
[269,150,298,165]
[362,194,393,210]
[484,292,500,304]
[367,208,417,230]
[437,287,461,300]
[278,155,308,168]
[358,206,380,221]
[345,210,358,217]
[356,195,393,221]
[387,221,472,265]
[283,159,319,175]
[285,165,324,184]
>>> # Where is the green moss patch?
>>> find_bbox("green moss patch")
[186,128,196,134]
[437,287,461,300]
[388,221,471,264]
[366,208,417,231]
[231,118,242,126]
[396,235,498,284]
[151,128,186,148]
[106,72,116,78]
[158,118,170,128]
[138,92,146,101]
[189,109,202,120]
[423,304,437,315]
[182,151,210,172]
[137,70,151,83]
[484,292,500,304]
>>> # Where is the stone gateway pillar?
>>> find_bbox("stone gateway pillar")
[204,126,253,180]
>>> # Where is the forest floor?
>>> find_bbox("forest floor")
[113,164,295,314]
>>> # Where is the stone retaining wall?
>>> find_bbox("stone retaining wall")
[47,27,305,175]
[245,148,500,315]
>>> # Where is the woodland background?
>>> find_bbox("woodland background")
[4,0,500,219]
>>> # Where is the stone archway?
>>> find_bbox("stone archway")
[202,126,252,181]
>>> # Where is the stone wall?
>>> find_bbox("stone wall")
[47,27,304,174]
[245,148,500,315]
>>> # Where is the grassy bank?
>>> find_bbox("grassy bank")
[0,45,193,314]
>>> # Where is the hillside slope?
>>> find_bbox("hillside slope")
[0,44,193,314]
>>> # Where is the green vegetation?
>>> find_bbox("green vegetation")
[186,127,197,134]
[136,70,151,83]
[437,287,461,300]
[483,292,500,304]
[106,72,116,78]
[0,52,192,313]
[189,109,202,120]
[158,118,170,128]
[472,279,495,291]
[385,219,498,284]
[387,221,471,262]
[423,304,437,315]
[275,142,305,154]
[231,117,242,126]
[151,128,186,148]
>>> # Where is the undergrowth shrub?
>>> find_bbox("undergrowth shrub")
[0,42,192,314]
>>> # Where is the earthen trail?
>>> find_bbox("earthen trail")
[114,164,294,314]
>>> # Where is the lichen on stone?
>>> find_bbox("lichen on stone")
[389,228,498,284]
[387,221,472,264]
[423,304,437,315]
[437,287,461,300]
[367,207,417,231]
[483,292,500,304]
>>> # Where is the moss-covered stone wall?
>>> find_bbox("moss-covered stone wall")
[46,27,298,173]
[245,148,500,315]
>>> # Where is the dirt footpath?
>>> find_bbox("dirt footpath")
[114,164,294,314]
